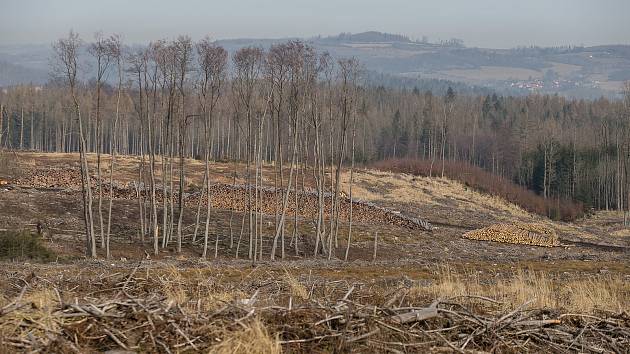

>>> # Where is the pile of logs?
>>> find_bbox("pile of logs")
[189,185,433,231]
[14,168,94,189]
[14,168,433,231]
[463,223,560,247]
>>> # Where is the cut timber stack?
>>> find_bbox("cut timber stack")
[462,223,559,247]
[16,168,94,189]
[15,168,433,231]
[188,185,433,231]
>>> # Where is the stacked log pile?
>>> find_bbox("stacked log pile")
[463,223,559,247]
[14,169,433,231]
[15,168,91,189]
[188,185,432,231]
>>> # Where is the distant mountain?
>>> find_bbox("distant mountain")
[0,44,51,86]
[1,32,629,98]
[0,60,48,85]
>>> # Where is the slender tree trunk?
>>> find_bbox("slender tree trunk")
[96,82,105,249]
[193,168,207,243]
[76,101,96,257]
[0,104,4,149]
[177,121,186,253]
[30,110,34,150]
[19,107,24,150]
[202,106,215,259]
[105,57,123,259]
[271,116,298,260]
[372,231,378,262]
[345,108,357,261]
[229,172,236,249]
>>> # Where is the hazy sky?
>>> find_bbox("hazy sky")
[1,0,629,48]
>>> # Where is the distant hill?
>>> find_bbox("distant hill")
[320,31,413,43]
[1,31,629,98]
[0,60,48,86]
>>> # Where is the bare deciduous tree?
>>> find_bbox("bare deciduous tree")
[232,46,264,263]
[196,37,227,258]
[105,34,123,259]
[53,30,96,257]
[89,31,114,250]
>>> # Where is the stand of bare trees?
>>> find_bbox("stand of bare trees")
[1,30,630,257]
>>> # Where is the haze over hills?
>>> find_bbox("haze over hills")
[1,31,629,98]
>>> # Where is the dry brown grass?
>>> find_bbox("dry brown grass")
[340,168,615,242]
[372,158,585,221]
[577,211,630,239]
[564,275,629,313]
[611,229,630,237]
[200,290,245,312]
[495,270,629,312]
[494,269,556,309]
[0,262,627,352]
[0,288,60,345]
[12,151,284,187]
[195,270,246,312]
[341,169,534,220]
[410,266,630,313]
[283,269,309,301]
[23,288,57,310]
[418,264,478,299]
[213,319,281,354]
[160,264,189,305]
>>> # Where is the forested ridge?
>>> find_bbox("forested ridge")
[1,32,630,235]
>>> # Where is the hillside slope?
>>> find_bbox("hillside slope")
[2,152,628,252]
[340,169,629,248]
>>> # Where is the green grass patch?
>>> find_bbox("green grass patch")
[0,230,55,261]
